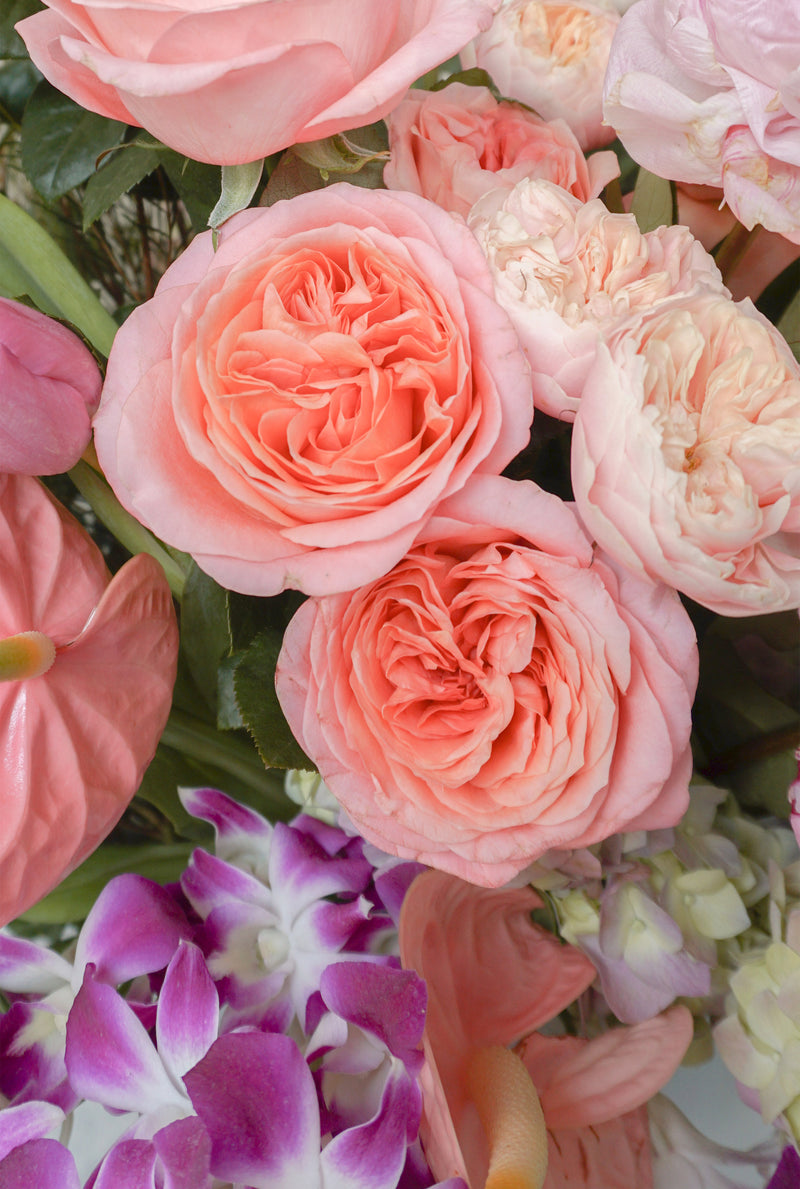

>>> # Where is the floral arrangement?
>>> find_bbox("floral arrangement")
[0,0,799,1186]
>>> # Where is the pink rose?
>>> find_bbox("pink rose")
[462,0,620,151]
[93,184,532,597]
[469,178,724,419]
[0,298,101,476]
[0,474,178,924]
[603,0,800,241]
[572,291,800,615]
[276,474,697,888]
[17,0,501,166]
[383,82,619,220]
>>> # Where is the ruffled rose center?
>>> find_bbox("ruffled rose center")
[182,234,473,522]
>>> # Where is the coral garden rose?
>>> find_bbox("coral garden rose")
[383,82,619,220]
[462,0,620,150]
[572,290,800,616]
[0,297,101,476]
[0,474,178,925]
[469,178,724,419]
[93,184,532,598]
[276,474,697,887]
[17,0,502,166]
[603,0,800,242]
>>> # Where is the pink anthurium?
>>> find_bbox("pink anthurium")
[399,870,694,1189]
[0,474,178,924]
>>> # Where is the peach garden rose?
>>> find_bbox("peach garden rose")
[17,0,502,166]
[93,184,533,597]
[383,82,619,221]
[276,474,697,887]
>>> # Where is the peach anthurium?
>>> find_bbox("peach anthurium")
[399,870,694,1189]
[0,474,179,925]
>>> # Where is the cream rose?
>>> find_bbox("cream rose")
[462,0,620,150]
[276,475,697,887]
[469,178,725,419]
[572,291,800,614]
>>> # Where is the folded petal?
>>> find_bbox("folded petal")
[156,943,218,1084]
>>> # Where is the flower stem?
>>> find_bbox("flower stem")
[69,459,189,600]
[715,222,760,283]
[161,709,292,817]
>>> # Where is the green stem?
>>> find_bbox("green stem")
[161,709,291,817]
[69,459,189,600]
[714,222,760,283]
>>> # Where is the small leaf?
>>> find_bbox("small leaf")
[226,589,305,652]
[263,150,326,205]
[82,143,163,230]
[217,653,246,731]
[630,168,676,233]
[208,159,263,231]
[294,133,388,177]
[179,564,230,714]
[21,81,125,200]
[0,0,42,59]
[160,152,222,229]
[0,193,118,355]
[431,67,498,95]
[0,59,40,124]
[233,629,314,771]
[15,843,194,927]
[777,284,800,365]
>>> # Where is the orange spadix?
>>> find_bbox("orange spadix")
[0,631,56,681]
[466,1044,548,1189]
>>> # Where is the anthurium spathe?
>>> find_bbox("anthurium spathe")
[399,870,694,1189]
[0,474,178,924]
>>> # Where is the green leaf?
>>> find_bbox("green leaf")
[777,283,800,365]
[208,159,264,231]
[21,81,126,201]
[293,133,389,179]
[161,151,222,229]
[217,653,246,730]
[180,563,230,714]
[233,629,314,771]
[226,589,305,652]
[0,59,40,124]
[431,67,498,95]
[15,843,194,927]
[263,150,326,206]
[0,0,42,58]
[630,168,676,234]
[82,143,163,230]
[0,193,118,355]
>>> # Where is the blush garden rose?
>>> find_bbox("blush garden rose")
[276,475,697,887]
[17,0,502,166]
[92,184,532,597]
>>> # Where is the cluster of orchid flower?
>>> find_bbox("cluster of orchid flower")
[0,780,797,1188]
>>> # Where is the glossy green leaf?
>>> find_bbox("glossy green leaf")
[233,629,314,771]
[0,193,118,355]
[0,59,40,124]
[180,563,230,714]
[431,67,498,95]
[15,843,194,926]
[21,82,125,200]
[0,0,42,58]
[82,143,163,230]
[630,167,676,233]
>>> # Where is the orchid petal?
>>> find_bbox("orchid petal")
[0,1138,81,1189]
[65,969,187,1114]
[181,848,271,915]
[74,874,191,986]
[768,1145,800,1188]
[0,934,72,994]
[178,787,272,859]
[153,1116,213,1189]
[184,1031,321,1189]
[320,962,426,1065]
[270,822,371,917]
[0,1101,64,1160]
[92,1139,158,1189]
[321,1067,420,1189]
[156,943,218,1083]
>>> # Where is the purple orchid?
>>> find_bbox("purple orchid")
[0,1100,80,1188]
[178,788,391,1030]
[0,875,191,1109]
[768,1145,800,1188]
